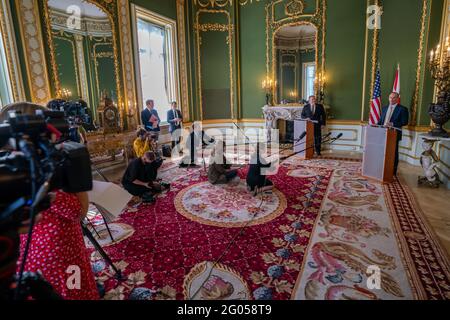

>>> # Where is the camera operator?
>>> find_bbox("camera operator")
[16,190,99,300]
[0,102,98,300]
[121,151,168,204]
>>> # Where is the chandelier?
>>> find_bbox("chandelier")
[193,0,261,7]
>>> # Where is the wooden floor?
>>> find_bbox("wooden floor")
[93,151,450,258]
[399,163,450,257]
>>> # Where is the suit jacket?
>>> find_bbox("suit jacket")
[167,109,182,133]
[141,108,160,132]
[377,104,409,140]
[301,104,327,126]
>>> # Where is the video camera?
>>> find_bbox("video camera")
[0,108,93,300]
[47,98,97,133]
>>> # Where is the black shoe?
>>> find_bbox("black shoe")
[142,192,155,203]
[161,182,171,190]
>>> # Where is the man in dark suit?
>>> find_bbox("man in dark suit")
[301,95,327,156]
[377,92,409,175]
[167,101,183,149]
[141,99,161,140]
[179,122,215,167]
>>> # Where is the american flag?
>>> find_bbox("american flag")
[370,69,382,125]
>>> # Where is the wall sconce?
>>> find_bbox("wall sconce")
[262,76,275,106]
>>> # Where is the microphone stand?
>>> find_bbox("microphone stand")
[280,135,343,162]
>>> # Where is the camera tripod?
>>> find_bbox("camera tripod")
[81,223,124,280]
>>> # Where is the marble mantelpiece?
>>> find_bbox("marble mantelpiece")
[262,105,305,141]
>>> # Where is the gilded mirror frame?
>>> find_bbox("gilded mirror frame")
[266,0,327,106]
[41,0,122,123]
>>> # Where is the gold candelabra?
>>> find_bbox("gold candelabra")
[315,72,326,103]
[262,77,275,106]
[429,36,450,94]
[57,88,72,100]
[428,36,450,137]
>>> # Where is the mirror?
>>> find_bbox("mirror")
[274,24,317,105]
[46,0,119,129]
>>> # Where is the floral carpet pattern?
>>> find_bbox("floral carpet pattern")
[174,181,287,227]
[88,157,450,300]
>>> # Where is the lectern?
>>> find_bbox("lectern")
[362,126,397,183]
[294,120,315,159]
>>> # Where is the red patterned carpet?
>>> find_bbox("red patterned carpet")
[87,158,450,300]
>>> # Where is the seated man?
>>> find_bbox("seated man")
[246,143,274,196]
[208,141,239,185]
[179,122,215,167]
[121,151,166,203]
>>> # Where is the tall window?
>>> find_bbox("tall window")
[303,63,316,100]
[0,26,13,108]
[133,6,179,120]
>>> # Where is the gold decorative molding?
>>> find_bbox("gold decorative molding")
[15,0,52,104]
[92,41,114,101]
[74,35,90,106]
[176,0,191,121]
[52,31,81,97]
[361,0,370,121]
[195,9,235,120]
[118,0,138,129]
[43,0,124,126]
[195,22,232,32]
[411,0,429,126]
[369,0,380,108]
[266,0,326,105]
[0,0,25,102]
[285,0,305,17]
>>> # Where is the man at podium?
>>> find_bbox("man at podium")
[377,92,409,175]
[301,95,327,156]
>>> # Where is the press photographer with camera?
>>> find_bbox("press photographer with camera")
[0,102,97,300]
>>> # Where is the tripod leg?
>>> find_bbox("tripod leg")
[92,163,109,182]
[82,225,124,280]
[103,217,115,242]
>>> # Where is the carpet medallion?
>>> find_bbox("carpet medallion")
[88,157,450,300]
[174,180,287,227]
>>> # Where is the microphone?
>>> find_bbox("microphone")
[296,131,307,141]
[322,132,332,139]
[333,133,343,140]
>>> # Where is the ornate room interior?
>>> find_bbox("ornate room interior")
[0,0,449,301]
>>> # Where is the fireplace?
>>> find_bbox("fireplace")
[263,105,304,141]
[277,119,295,143]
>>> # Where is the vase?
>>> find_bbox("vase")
[428,92,450,138]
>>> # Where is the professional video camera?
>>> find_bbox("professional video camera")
[0,108,93,300]
[47,99,97,135]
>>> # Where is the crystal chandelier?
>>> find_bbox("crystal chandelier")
[193,0,261,7]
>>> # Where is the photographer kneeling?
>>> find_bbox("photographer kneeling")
[121,151,168,203]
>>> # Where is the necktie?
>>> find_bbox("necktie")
[384,106,394,126]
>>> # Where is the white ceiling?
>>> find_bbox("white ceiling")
[275,24,317,40]
[48,0,107,18]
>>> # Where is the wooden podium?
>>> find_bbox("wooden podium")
[293,120,315,160]
[362,126,397,183]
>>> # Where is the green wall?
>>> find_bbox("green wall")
[419,0,446,127]
[239,1,267,119]
[5,0,446,128]
[379,0,422,125]
[324,0,367,120]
